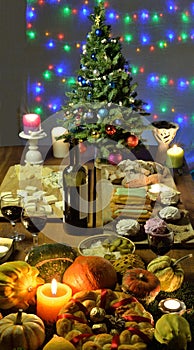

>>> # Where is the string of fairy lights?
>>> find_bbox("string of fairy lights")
[26,0,194,129]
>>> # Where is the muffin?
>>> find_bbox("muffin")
[159,186,180,205]
[116,218,140,237]
[144,216,169,234]
[159,206,181,222]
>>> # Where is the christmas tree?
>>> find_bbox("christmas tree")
[60,1,149,160]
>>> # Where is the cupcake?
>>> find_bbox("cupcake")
[159,206,181,222]
[144,216,169,234]
[159,186,180,205]
[116,218,140,237]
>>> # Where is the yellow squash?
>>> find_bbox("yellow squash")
[0,260,44,309]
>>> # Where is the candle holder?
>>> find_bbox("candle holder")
[152,121,179,165]
[158,298,186,315]
[19,130,47,165]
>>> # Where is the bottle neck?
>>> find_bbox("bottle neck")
[69,140,80,166]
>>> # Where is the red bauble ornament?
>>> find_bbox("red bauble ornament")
[79,141,87,153]
[108,152,123,165]
[105,125,117,136]
[126,134,139,147]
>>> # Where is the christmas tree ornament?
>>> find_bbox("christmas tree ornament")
[93,69,99,76]
[98,108,108,118]
[126,134,139,147]
[79,140,87,153]
[109,82,115,88]
[77,75,82,82]
[108,152,123,165]
[95,29,103,36]
[91,53,97,60]
[75,115,81,126]
[91,130,100,139]
[81,79,87,86]
[113,118,122,126]
[105,125,117,136]
[84,110,94,120]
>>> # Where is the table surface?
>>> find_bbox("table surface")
[0,145,194,282]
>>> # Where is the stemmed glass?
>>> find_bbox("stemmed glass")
[0,193,25,241]
[147,230,174,256]
[21,203,47,247]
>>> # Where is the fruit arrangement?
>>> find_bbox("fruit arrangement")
[0,245,193,350]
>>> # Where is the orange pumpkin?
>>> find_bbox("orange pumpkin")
[122,267,160,303]
[62,255,117,294]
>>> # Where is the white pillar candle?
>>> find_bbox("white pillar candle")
[51,127,69,158]
[166,144,184,168]
[23,114,41,135]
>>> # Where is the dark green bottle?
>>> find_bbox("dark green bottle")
[63,140,88,234]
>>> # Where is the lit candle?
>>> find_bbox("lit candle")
[148,184,161,200]
[159,298,186,314]
[51,127,69,158]
[166,144,184,169]
[0,245,9,257]
[23,114,41,135]
[36,279,72,323]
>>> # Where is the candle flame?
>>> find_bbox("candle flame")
[51,279,57,295]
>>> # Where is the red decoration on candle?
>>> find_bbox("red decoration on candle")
[23,114,41,135]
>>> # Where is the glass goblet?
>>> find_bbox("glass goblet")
[0,193,25,241]
[21,203,47,247]
[147,230,174,257]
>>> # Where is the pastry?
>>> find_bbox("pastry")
[144,217,169,234]
[56,289,154,349]
[159,206,181,222]
[159,187,180,205]
[116,218,140,237]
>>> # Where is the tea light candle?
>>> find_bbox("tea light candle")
[23,114,41,135]
[36,279,72,323]
[166,145,184,169]
[51,127,69,158]
[159,298,186,314]
[148,184,161,200]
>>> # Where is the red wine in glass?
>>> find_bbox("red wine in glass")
[21,204,47,247]
[1,205,22,222]
[147,230,174,256]
[0,194,25,241]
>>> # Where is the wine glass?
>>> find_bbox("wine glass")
[147,230,174,256]
[21,203,47,247]
[0,193,25,241]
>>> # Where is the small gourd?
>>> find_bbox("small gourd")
[0,260,44,309]
[62,255,117,294]
[121,267,160,303]
[154,313,192,350]
[0,309,45,350]
[147,254,192,292]
[43,334,76,350]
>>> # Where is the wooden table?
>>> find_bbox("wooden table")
[0,145,194,282]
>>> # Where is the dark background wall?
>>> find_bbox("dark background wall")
[0,0,26,146]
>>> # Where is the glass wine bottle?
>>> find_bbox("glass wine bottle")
[63,140,88,234]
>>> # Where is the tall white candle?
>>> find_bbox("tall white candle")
[51,127,69,158]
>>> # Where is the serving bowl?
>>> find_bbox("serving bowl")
[78,233,135,260]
